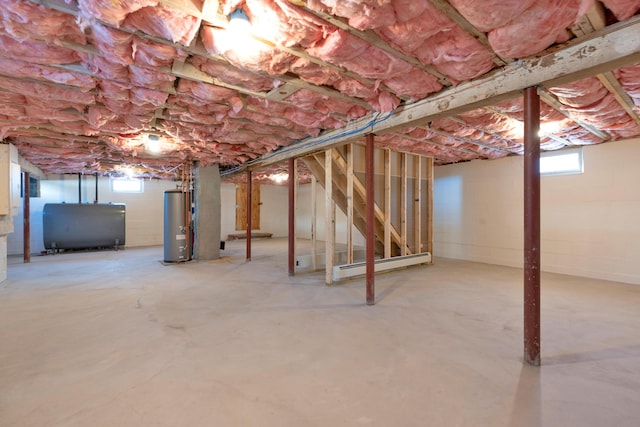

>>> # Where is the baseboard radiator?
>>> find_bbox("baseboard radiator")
[332,252,432,281]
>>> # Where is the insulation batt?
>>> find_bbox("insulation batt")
[0,58,96,91]
[0,75,95,105]
[0,34,80,64]
[549,77,640,139]
[123,3,201,46]
[615,64,640,107]
[189,56,279,93]
[78,0,158,27]
[377,2,495,81]
[132,37,188,68]
[0,0,86,44]
[448,0,538,32]
[600,0,640,19]
[487,0,592,59]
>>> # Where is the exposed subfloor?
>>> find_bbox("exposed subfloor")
[1,238,639,426]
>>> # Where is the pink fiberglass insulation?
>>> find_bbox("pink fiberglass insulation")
[307,0,395,30]
[284,89,369,119]
[600,0,640,20]
[487,0,591,59]
[0,58,96,91]
[89,23,134,66]
[615,64,640,107]
[0,34,81,64]
[307,29,412,80]
[549,77,640,139]
[132,37,188,68]
[411,26,495,82]
[86,56,130,81]
[189,56,279,93]
[123,3,201,46]
[377,3,495,82]
[128,65,175,92]
[0,75,95,104]
[0,0,86,44]
[176,79,240,104]
[78,0,158,27]
[448,0,537,33]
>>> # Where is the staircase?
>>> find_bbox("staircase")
[303,146,412,257]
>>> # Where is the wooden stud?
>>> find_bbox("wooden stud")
[384,149,391,259]
[400,153,407,256]
[414,156,422,254]
[325,148,335,285]
[346,144,354,264]
[426,157,434,256]
[311,175,318,271]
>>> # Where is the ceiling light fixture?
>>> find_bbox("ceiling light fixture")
[146,134,162,154]
[270,173,289,183]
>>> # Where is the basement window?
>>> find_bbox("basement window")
[540,148,583,176]
[111,178,144,193]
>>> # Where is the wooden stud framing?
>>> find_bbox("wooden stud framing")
[425,157,434,256]
[288,158,297,276]
[311,176,318,271]
[414,156,422,254]
[346,144,354,264]
[400,153,408,256]
[384,149,392,259]
[325,148,335,285]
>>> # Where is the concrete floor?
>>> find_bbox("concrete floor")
[1,238,639,427]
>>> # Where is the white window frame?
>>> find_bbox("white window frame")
[540,148,583,176]
[111,177,144,193]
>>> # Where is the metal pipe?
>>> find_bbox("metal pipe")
[94,173,98,203]
[23,172,30,263]
[288,158,295,276]
[78,173,82,203]
[524,86,541,366]
[246,170,252,261]
[365,134,375,305]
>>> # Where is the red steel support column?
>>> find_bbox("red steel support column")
[524,86,541,366]
[23,172,30,263]
[288,158,295,276]
[246,170,252,261]
[365,134,375,305]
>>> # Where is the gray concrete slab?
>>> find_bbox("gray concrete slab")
[1,239,639,426]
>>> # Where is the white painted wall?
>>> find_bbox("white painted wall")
[434,138,640,285]
[8,175,177,255]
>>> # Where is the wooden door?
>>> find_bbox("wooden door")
[235,183,260,230]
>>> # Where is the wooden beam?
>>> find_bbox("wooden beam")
[229,17,640,171]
